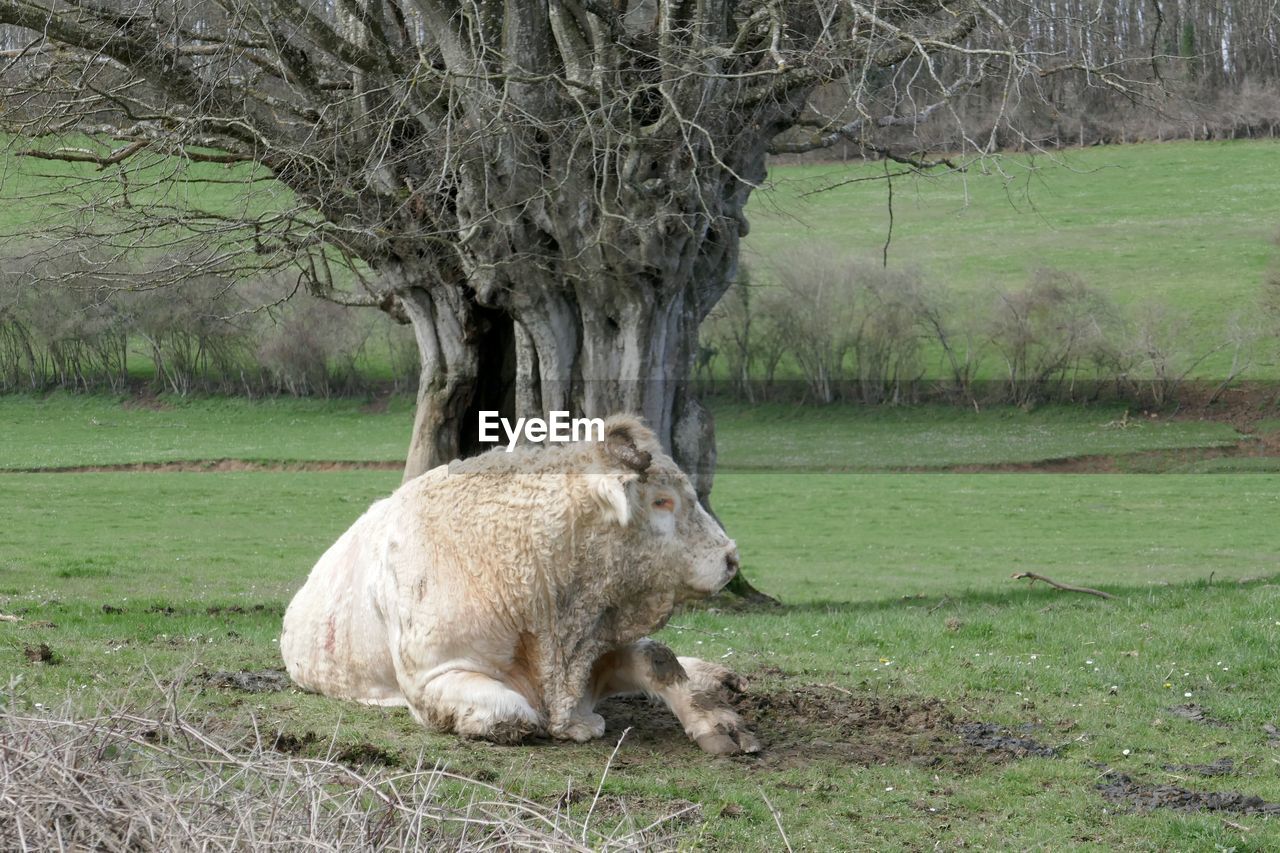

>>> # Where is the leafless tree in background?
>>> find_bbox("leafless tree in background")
[0,0,1161,499]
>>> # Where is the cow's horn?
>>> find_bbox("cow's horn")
[607,440,651,474]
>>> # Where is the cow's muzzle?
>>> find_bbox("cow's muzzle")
[724,549,740,581]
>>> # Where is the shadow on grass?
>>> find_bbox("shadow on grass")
[714,571,1280,617]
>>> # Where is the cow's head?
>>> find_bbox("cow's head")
[589,415,740,597]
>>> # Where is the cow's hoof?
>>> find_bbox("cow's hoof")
[555,712,607,743]
[695,727,761,755]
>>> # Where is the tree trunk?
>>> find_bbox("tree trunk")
[399,276,716,496]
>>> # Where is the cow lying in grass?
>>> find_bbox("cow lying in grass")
[281,415,759,755]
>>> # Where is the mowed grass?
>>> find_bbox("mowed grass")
[0,393,1248,470]
[0,394,415,468]
[2,470,1280,848]
[750,140,1280,376]
[712,401,1243,470]
[2,390,1280,849]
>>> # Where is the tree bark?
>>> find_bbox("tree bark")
[399,276,716,496]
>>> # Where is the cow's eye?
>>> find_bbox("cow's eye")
[652,496,675,512]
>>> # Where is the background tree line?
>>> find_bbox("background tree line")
[8,235,1278,409]
[771,0,1280,157]
[0,246,420,397]
[699,243,1275,408]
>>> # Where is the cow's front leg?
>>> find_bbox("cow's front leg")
[589,639,760,755]
[407,670,543,744]
[542,655,607,743]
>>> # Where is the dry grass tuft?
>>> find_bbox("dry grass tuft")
[0,695,693,851]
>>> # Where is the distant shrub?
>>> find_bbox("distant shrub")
[256,292,369,397]
[0,243,132,392]
[702,266,788,402]
[985,269,1121,406]
[765,248,862,403]
[129,275,254,396]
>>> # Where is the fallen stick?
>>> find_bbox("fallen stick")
[1011,572,1116,600]
[0,613,21,623]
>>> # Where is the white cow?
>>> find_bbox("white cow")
[281,414,759,754]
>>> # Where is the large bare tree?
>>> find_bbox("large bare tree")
[0,1,1142,557]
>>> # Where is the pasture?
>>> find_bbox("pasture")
[748,140,1280,377]
[4,396,1280,848]
[754,142,1280,306]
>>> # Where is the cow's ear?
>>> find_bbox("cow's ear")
[600,416,652,478]
[589,471,637,526]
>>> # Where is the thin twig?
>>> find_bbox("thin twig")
[1011,572,1116,600]
[759,787,793,853]
[582,726,630,843]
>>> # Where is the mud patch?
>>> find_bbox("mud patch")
[598,686,1055,772]
[1098,772,1280,815]
[22,643,56,664]
[955,722,1057,758]
[1167,703,1226,727]
[197,668,292,693]
[205,604,279,617]
[1164,757,1235,777]
[269,730,319,755]
[120,394,173,411]
[359,395,393,414]
[334,742,399,767]
[265,731,399,767]
[580,793,702,827]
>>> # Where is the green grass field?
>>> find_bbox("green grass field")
[749,140,1280,377]
[0,393,1254,471]
[3,399,1280,848]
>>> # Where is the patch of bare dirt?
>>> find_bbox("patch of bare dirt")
[954,722,1058,758]
[598,686,1056,772]
[269,730,319,755]
[196,668,292,693]
[1163,384,1280,432]
[22,643,56,664]
[1098,772,1280,816]
[3,459,402,474]
[1163,757,1234,777]
[565,792,704,828]
[264,730,400,767]
[333,742,400,767]
[359,395,393,414]
[205,604,279,617]
[917,437,1280,474]
[1166,703,1227,727]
